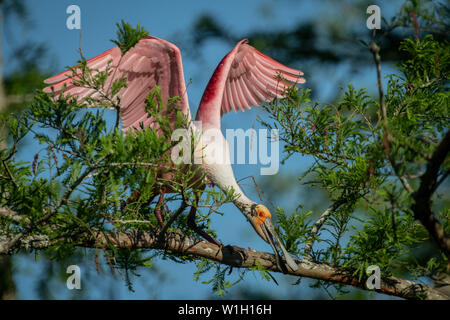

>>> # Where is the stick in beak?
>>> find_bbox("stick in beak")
[252,205,299,272]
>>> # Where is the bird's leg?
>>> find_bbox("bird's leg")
[163,201,170,220]
[188,206,222,247]
[154,188,166,227]
[187,190,222,247]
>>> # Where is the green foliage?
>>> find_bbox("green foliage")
[260,28,449,295]
[110,20,149,55]
[274,206,311,255]
[248,260,274,283]
[203,265,245,297]
[193,259,246,297]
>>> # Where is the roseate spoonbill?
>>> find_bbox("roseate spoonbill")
[44,35,305,271]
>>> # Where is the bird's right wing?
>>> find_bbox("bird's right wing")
[44,36,191,132]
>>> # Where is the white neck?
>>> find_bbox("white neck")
[193,125,256,215]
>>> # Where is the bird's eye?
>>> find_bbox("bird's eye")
[254,205,271,220]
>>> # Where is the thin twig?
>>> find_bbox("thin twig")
[304,199,347,260]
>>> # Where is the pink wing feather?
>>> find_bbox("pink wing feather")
[221,41,305,115]
[43,36,190,132]
[196,39,305,128]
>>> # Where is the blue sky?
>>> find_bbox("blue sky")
[3,0,401,299]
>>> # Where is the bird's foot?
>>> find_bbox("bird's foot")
[221,245,248,266]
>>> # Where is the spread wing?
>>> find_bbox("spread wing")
[44,36,191,132]
[221,40,305,115]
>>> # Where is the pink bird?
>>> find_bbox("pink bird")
[44,35,305,271]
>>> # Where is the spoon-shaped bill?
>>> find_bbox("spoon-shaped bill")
[261,219,298,272]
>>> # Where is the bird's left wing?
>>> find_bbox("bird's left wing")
[220,39,305,115]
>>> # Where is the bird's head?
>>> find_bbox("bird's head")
[249,204,273,242]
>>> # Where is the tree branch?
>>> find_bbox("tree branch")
[0,228,447,300]
[412,130,450,259]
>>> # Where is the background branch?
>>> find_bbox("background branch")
[412,130,450,259]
